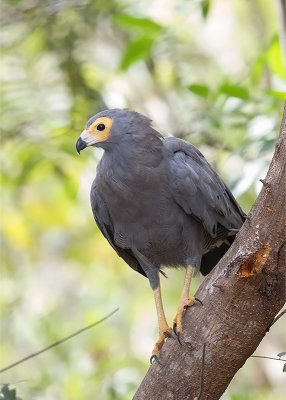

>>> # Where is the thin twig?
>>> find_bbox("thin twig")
[250,355,286,362]
[269,309,286,328]
[0,308,119,374]
[198,343,206,400]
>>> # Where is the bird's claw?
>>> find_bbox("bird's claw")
[173,321,177,334]
[150,327,172,365]
[173,322,182,345]
[194,297,203,306]
[150,354,163,365]
[173,296,203,343]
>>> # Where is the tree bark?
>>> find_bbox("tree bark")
[133,102,286,400]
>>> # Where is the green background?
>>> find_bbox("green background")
[1,0,285,399]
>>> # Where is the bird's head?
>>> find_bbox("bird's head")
[76,108,156,154]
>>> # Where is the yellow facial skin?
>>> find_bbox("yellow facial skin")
[80,117,114,146]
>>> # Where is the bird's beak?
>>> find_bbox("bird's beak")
[77,128,97,154]
[76,128,105,154]
[76,136,87,154]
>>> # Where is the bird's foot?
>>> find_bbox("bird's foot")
[173,297,203,342]
[150,327,172,365]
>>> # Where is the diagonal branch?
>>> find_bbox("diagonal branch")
[133,102,286,400]
[0,308,119,374]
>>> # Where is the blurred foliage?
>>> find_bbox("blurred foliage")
[0,385,22,400]
[0,0,285,399]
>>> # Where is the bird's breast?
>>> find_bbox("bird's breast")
[96,156,205,266]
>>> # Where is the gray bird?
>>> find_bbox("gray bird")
[76,109,245,361]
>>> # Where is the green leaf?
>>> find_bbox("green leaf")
[283,363,286,372]
[266,35,286,79]
[201,0,211,19]
[252,35,286,85]
[266,90,286,100]
[188,84,209,98]
[114,14,163,37]
[220,82,249,99]
[120,36,154,70]
[251,54,267,85]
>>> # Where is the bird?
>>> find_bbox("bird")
[76,108,245,362]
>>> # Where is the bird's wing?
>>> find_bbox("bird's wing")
[165,137,245,237]
[90,179,146,277]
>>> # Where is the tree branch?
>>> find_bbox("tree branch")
[134,102,286,400]
[0,308,119,374]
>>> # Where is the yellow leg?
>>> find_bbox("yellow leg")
[151,280,172,361]
[173,265,198,336]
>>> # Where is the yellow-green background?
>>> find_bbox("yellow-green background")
[1,0,285,399]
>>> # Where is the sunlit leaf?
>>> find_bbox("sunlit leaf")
[201,0,210,19]
[113,14,163,37]
[220,83,249,99]
[188,84,209,98]
[120,37,154,70]
[252,35,286,84]
[266,35,286,79]
[21,27,46,56]
[266,90,286,100]
[251,53,267,86]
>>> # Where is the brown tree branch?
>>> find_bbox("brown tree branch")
[133,102,286,400]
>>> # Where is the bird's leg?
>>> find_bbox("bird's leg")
[173,265,200,338]
[130,248,172,362]
[151,280,172,362]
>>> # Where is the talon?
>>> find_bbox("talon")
[151,327,172,363]
[173,322,182,344]
[150,354,163,365]
[194,297,203,305]
[173,322,177,334]
[173,295,197,341]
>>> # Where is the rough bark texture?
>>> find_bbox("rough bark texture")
[133,102,286,400]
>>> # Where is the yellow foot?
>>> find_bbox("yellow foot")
[173,297,202,340]
[150,327,172,364]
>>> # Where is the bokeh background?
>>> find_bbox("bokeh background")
[1,0,285,399]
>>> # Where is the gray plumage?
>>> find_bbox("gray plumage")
[77,109,245,290]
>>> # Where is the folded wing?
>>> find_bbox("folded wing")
[165,137,245,238]
[90,180,146,277]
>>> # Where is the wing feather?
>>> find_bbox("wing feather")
[90,180,146,277]
[166,137,245,237]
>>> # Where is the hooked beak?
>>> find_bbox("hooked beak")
[76,124,109,154]
[76,137,87,154]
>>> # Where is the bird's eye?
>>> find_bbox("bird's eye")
[97,123,106,131]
